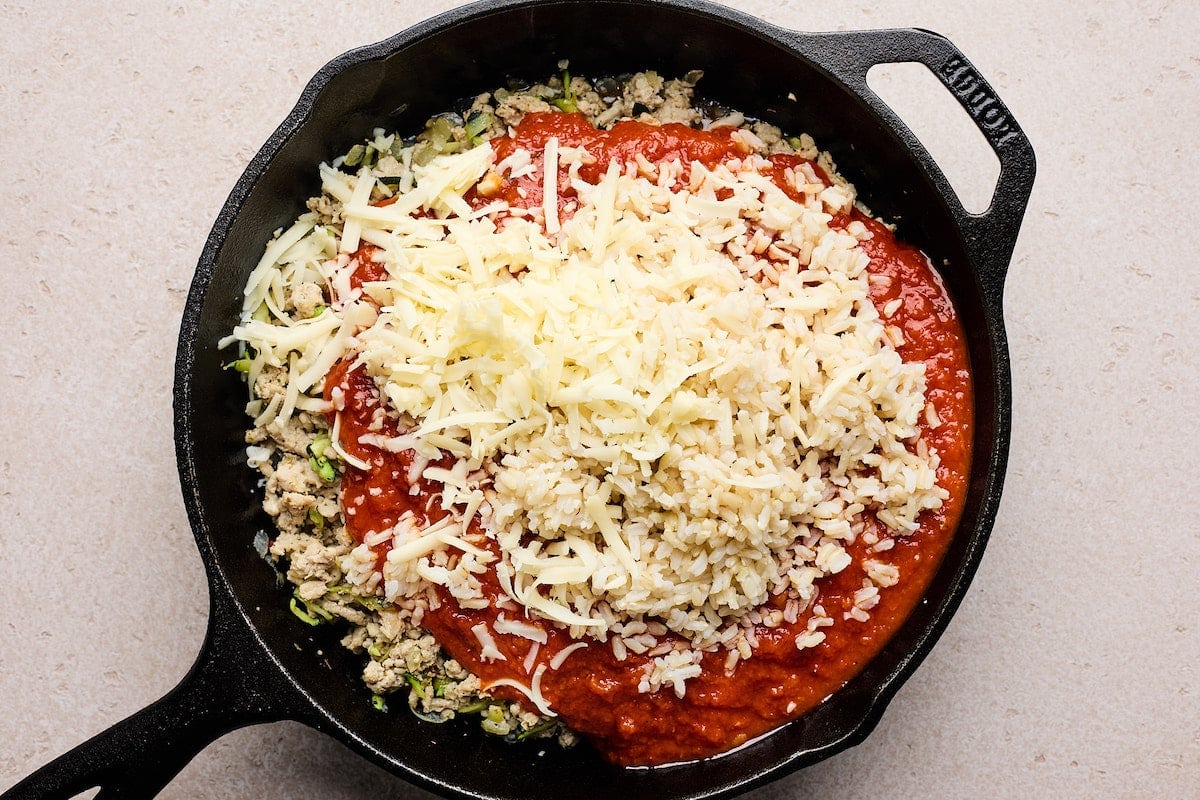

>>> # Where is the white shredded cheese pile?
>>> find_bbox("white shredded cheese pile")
[225,129,948,695]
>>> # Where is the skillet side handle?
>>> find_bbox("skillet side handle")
[2,593,299,800]
[790,28,1036,296]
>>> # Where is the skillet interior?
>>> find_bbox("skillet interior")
[182,1,1009,797]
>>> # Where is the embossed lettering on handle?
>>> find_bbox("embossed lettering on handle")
[937,57,1022,148]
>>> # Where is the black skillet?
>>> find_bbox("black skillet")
[4,0,1034,798]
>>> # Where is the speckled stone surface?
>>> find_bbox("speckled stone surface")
[2,2,1197,798]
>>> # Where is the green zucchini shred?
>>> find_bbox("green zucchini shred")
[291,589,332,624]
[404,672,427,700]
[306,506,324,530]
[551,68,578,113]
[516,719,558,741]
[307,433,331,459]
[457,699,490,715]
[288,597,321,626]
[354,595,386,611]
[412,142,437,167]
[465,110,493,146]
[481,717,510,736]
[326,584,387,612]
[307,452,336,483]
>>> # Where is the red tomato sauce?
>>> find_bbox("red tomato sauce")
[345,244,389,291]
[327,114,973,766]
[481,112,745,212]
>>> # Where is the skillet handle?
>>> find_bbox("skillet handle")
[790,28,1036,295]
[2,592,302,800]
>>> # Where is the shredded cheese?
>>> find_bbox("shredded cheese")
[543,137,560,234]
[523,642,540,674]
[229,123,949,703]
[494,614,550,644]
[471,623,507,662]
[548,641,589,671]
[482,675,557,717]
[332,142,943,650]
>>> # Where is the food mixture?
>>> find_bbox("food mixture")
[221,67,973,765]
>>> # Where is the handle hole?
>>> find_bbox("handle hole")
[69,788,101,800]
[867,62,1000,215]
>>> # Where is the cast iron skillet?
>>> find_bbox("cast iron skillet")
[5,0,1034,798]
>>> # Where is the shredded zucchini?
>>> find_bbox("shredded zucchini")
[517,719,558,741]
[551,68,578,113]
[404,672,427,700]
[288,597,321,626]
[465,111,492,146]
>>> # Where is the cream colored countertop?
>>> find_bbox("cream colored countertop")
[2,1,1197,798]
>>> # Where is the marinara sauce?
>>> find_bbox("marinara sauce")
[326,113,973,766]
